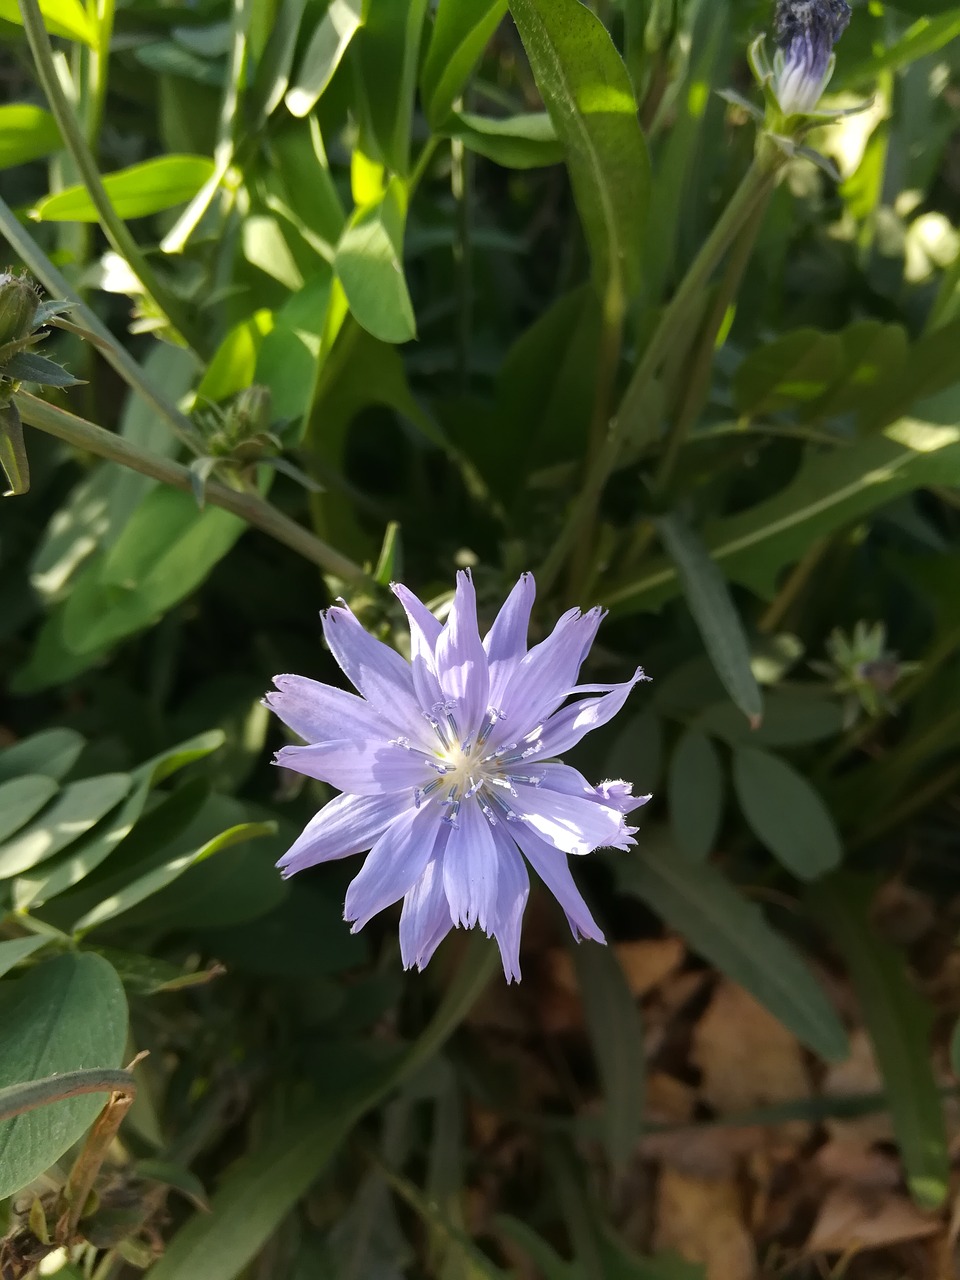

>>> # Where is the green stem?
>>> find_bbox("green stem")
[0,1068,135,1124]
[16,392,370,583]
[18,0,202,353]
[451,132,472,392]
[0,194,203,454]
[82,0,114,147]
[539,150,782,594]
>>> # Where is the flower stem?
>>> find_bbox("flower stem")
[541,149,782,598]
[16,392,370,583]
[18,0,203,353]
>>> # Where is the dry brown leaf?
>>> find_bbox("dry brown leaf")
[823,1028,894,1147]
[653,1167,756,1280]
[805,1185,941,1255]
[614,937,686,997]
[813,1137,901,1189]
[691,981,811,1150]
[872,880,936,947]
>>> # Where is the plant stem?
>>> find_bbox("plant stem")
[58,1079,138,1243]
[18,0,203,353]
[539,149,782,595]
[0,193,204,453]
[849,756,960,850]
[16,393,370,583]
[0,1068,136,1124]
[450,132,472,392]
[757,536,830,634]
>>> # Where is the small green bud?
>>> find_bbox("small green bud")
[0,271,39,348]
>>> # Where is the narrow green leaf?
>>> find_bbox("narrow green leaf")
[354,0,429,174]
[508,0,649,303]
[0,775,58,845]
[446,110,564,169]
[0,0,94,43]
[811,876,949,1208]
[0,953,128,1200]
[284,0,363,117]
[615,829,848,1061]
[572,942,644,1172]
[334,178,416,344]
[379,1162,509,1277]
[654,513,763,724]
[0,774,131,879]
[0,399,29,497]
[0,728,84,783]
[31,155,216,222]
[251,0,308,122]
[733,748,843,881]
[421,0,506,127]
[0,105,61,170]
[0,936,47,980]
[668,730,723,862]
[835,11,960,87]
[5,351,82,387]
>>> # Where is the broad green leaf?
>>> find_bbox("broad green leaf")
[508,0,649,304]
[147,935,498,1280]
[733,329,844,417]
[572,943,644,1172]
[694,695,843,747]
[73,820,276,934]
[603,398,960,613]
[0,728,84,783]
[0,0,94,43]
[808,320,908,426]
[32,155,216,222]
[198,310,274,404]
[0,936,46,980]
[654,513,763,724]
[59,487,246,655]
[446,111,564,169]
[615,830,848,1061]
[14,731,225,909]
[241,214,304,290]
[668,730,723,862]
[285,0,363,117]
[0,953,127,1200]
[811,876,949,1208]
[354,0,429,174]
[0,774,131,879]
[733,748,842,881]
[334,178,416,343]
[0,775,58,845]
[421,0,506,127]
[255,269,334,422]
[251,0,308,122]
[0,105,61,170]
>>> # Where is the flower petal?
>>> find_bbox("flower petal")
[596,779,652,815]
[509,820,605,944]
[321,604,429,743]
[435,570,490,738]
[493,607,604,746]
[265,674,390,744]
[275,740,431,795]
[399,839,454,972]
[277,791,410,876]
[534,668,648,756]
[507,776,631,854]
[483,572,535,707]
[392,583,443,713]
[533,763,651,816]
[344,803,444,931]
[442,797,498,931]
[489,822,529,982]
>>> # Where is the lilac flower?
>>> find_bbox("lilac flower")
[266,572,650,982]
[772,0,850,115]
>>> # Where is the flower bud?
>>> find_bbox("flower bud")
[0,271,39,349]
[772,0,850,115]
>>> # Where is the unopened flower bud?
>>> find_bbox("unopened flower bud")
[772,0,850,115]
[0,271,39,349]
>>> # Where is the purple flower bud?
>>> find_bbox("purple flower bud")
[772,0,851,114]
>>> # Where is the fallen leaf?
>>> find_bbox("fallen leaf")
[654,1167,756,1280]
[615,937,686,997]
[805,1184,941,1254]
[823,1028,894,1147]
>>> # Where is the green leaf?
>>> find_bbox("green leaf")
[0,775,59,845]
[445,110,564,169]
[285,0,363,117]
[147,936,498,1280]
[835,11,960,88]
[733,329,844,417]
[73,820,276,934]
[508,0,649,304]
[421,0,506,127]
[334,178,416,344]
[354,0,429,174]
[694,695,843,747]
[0,399,29,497]
[0,728,84,783]
[0,953,127,1200]
[4,350,82,387]
[810,876,949,1208]
[668,730,723,862]
[572,943,644,1172]
[251,0,308,122]
[0,774,131,879]
[654,513,763,724]
[0,0,94,43]
[494,1217,575,1280]
[615,830,848,1061]
[379,1163,509,1278]
[0,936,47,981]
[733,748,843,881]
[0,105,61,170]
[14,731,225,910]
[31,155,216,222]
[198,310,273,404]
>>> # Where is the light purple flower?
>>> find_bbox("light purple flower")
[266,572,650,982]
[772,0,850,115]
